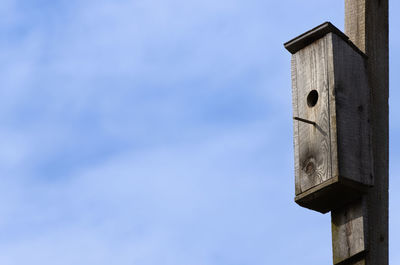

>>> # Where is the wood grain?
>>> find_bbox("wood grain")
[331,33,372,187]
[332,1,389,265]
[332,201,367,264]
[288,25,374,214]
[292,37,332,195]
[291,56,301,195]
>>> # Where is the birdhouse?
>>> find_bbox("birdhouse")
[284,22,373,213]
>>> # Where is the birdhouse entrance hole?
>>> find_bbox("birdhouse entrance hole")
[307,90,319,107]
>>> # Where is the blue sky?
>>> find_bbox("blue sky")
[0,0,399,264]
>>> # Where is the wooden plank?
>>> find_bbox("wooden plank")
[295,176,367,214]
[291,56,301,195]
[332,201,367,264]
[363,0,389,262]
[326,33,338,188]
[331,33,372,186]
[332,1,389,264]
[284,22,348,54]
[293,37,332,194]
[345,0,366,52]
[284,22,366,59]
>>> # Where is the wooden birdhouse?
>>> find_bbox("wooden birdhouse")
[284,22,373,213]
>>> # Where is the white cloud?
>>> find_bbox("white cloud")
[1,0,398,264]
[0,120,290,264]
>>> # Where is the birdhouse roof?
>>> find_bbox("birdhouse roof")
[284,22,366,58]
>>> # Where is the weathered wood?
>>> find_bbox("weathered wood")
[332,201,367,264]
[345,0,366,52]
[291,56,301,195]
[294,36,332,194]
[285,22,348,55]
[331,1,389,265]
[286,23,372,213]
[284,22,365,58]
[331,32,372,187]
[294,176,368,214]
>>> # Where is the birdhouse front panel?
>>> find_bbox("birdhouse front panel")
[292,36,335,196]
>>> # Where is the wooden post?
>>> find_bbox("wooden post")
[331,1,388,264]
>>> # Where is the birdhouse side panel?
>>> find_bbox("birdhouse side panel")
[331,33,373,186]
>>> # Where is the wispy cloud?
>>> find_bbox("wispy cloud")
[0,0,398,264]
